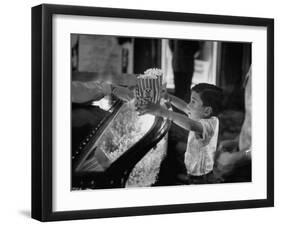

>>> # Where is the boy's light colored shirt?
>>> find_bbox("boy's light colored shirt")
[184,116,219,176]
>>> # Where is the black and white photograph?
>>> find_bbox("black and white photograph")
[30,3,274,222]
[71,34,252,190]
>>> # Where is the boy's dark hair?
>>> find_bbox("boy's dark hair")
[191,83,223,116]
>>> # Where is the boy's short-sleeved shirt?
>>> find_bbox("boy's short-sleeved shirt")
[184,116,219,176]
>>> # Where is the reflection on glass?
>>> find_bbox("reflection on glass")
[126,134,168,187]
[76,101,155,173]
[96,101,155,160]
[98,101,155,162]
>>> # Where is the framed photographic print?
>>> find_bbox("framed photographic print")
[32,4,274,221]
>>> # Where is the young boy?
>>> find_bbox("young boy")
[137,83,223,184]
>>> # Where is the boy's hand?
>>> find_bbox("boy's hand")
[160,85,169,100]
[161,90,169,101]
[136,102,163,116]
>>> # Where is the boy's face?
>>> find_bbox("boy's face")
[187,91,210,120]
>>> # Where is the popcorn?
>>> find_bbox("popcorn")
[138,74,158,79]
[144,68,163,78]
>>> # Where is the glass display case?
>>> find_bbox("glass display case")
[72,96,170,189]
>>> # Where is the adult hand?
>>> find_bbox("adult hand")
[112,86,134,102]
[216,151,240,176]
[217,139,238,153]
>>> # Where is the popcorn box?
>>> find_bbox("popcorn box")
[135,68,163,106]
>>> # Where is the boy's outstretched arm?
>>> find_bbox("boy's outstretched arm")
[138,103,202,134]
[163,108,203,133]
[167,94,190,115]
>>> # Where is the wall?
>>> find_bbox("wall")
[0,0,279,225]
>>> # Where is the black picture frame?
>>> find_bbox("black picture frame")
[32,3,274,222]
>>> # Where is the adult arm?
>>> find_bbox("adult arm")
[71,81,111,103]
[72,71,137,87]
